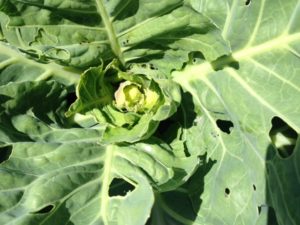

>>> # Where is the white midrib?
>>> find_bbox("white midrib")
[173,32,300,83]
[100,145,115,225]
[233,32,300,60]
[95,0,124,65]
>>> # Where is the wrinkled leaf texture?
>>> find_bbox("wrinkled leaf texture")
[0,0,299,225]
[0,80,199,225]
[169,0,300,224]
[0,43,80,87]
[0,0,228,72]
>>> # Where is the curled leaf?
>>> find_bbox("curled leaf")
[66,61,181,143]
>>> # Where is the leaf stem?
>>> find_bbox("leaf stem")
[95,0,124,65]
[101,145,115,225]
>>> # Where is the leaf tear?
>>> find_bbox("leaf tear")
[109,178,135,197]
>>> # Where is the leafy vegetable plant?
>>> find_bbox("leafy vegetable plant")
[0,0,299,225]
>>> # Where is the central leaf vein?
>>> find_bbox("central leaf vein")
[95,0,124,65]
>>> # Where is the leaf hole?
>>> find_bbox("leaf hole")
[66,92,77,107]
[211,55,240,71]
[216,119,234,134]
[225,187,230,196]
[149,63,157,70]
[210,131,219,138]
[258,205,262,214]
[245,0,251,5]
[109,178,135,197]
[253,184,256,191]
[32,205,54,214]
[0,145,12,164]
[189,51,205,64]
[122,39,129,46]
[269,116,298,158]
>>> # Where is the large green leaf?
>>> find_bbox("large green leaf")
[0,42,80,87]
[0,0,229,71]
[163,0,300,224]
[0,80,199,225]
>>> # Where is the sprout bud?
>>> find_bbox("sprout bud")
[114,81,159,112]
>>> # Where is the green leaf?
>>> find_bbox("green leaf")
[0,141,153,225]
[65,64,114,117]
[0,80,68,124]
[0,0,229,70]
[67,63,182,143]
[168,0,300,224]
[266,139,300,225]
[0,42,80,87]
[0,128,199,225]
[0,80,199,225]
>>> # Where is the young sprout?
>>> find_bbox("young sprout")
[114,80,159,113]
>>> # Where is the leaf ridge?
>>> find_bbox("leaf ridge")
[233,33,300,60]
[286,0,300,33]
[249,58,300,93]
[245,0,266,47]
[222,0,238,39]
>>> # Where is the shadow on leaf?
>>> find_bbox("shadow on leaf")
[265,116,299,225]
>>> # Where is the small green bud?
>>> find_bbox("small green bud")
[124,84,143,105]
[114,81,144,112]
[144,89,160,110]
[114,80,160,113]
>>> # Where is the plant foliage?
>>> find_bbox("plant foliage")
[0,0,299,225]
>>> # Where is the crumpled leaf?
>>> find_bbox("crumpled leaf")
[0,0,229,71]
[66,62,181,143]
[0,42,80,87]
[0,80,199,225]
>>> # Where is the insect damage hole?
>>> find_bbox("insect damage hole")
[32,205,55,214]
[269,116,298,158]
[258,205,262,214]
[109,178,135,197]
[66,92,77,107]
[245,0,251,5]
[0,145,12,164]
[225,188,230,197]
[216,119,234,134]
